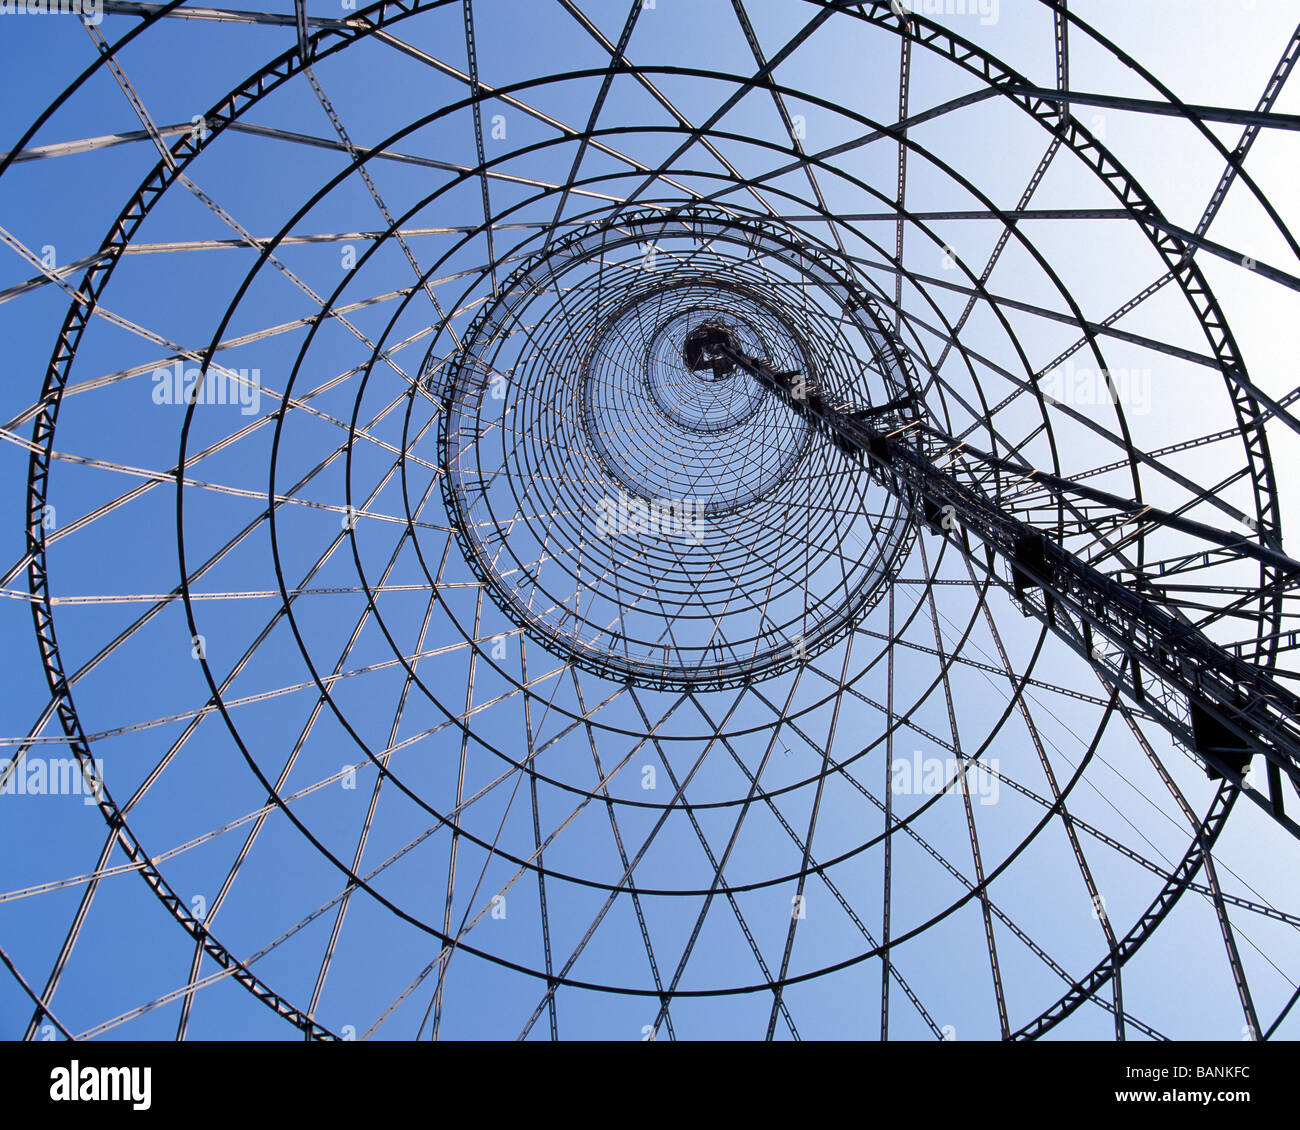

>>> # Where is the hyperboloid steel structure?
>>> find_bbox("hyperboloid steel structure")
[1,0,1299,1041]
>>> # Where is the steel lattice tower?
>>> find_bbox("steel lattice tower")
[1,0,1298,1041]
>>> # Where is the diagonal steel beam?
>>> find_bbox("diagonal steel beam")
[719,340,1300,839]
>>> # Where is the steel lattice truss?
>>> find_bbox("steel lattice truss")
[1,0,1298,1041]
